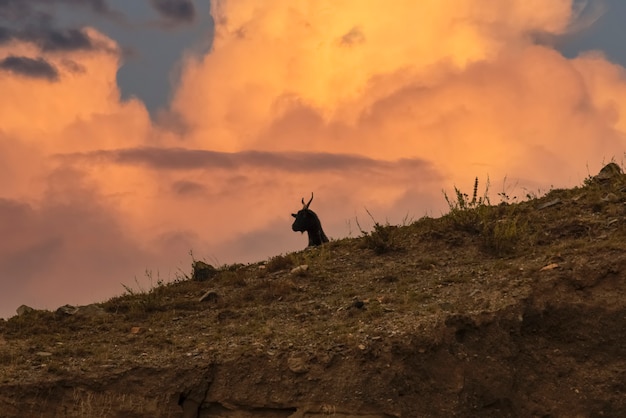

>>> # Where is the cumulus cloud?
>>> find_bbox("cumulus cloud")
[174,0,625,182]
[2,0,626,318]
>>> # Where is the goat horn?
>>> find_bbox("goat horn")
[302,192,314,210]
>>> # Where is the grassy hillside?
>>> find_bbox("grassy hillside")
[1,165,625,417]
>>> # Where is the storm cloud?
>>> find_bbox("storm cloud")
[26,27,95,51]
[0,0,115,18]
[0,55,59,80]
[0,0,120,51]
[150,0,195,24]
[0,26,96,51]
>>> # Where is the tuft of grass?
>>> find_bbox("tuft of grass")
[2,309,58,338]
[241,277,297,303]
[414,256,438,270]
[357,209,401,254]
[214,269,248,287]
[443,177,491,233]
[497,175,520,204]
[443,177,529,256]
[116,271,169,313]
[481,214,528,256]
[365,301,384,320]
[290,242,334,266]
[265,254,296,272]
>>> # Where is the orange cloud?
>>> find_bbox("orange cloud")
[172,0,623,180]
[1,1,626,317]
[173,0,574,148]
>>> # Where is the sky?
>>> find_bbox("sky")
[1,0,625,318]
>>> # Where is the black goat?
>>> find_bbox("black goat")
[291,193,329,247]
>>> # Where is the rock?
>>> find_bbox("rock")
[287,355,309,374]
[199,290,220,303]
[192,261,218,281]
[35,352,53,357]
[537,199,561,210]
[601,193,619,202]
[540,263,560,271]
[352,300,365,309]
[594,162,623,182]
[16,305,35,316]
[55,304,108,318]
[130,327,144,334]
[77,304,108,318]
[290,264,309,276]
[56,305,79,316]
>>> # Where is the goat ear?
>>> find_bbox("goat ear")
[291,213,297,218]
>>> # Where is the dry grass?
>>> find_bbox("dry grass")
[1,169,625,408]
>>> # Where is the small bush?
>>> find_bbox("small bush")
[110,271,169,315]
[481,215,527,256]
[443,177,491,233]
[357,209,401,254]
[192,261,218,281]
[443,177,528,256]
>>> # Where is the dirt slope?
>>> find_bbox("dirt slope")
[1,171,625,417]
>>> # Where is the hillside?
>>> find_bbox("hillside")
[1,165,625,417]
